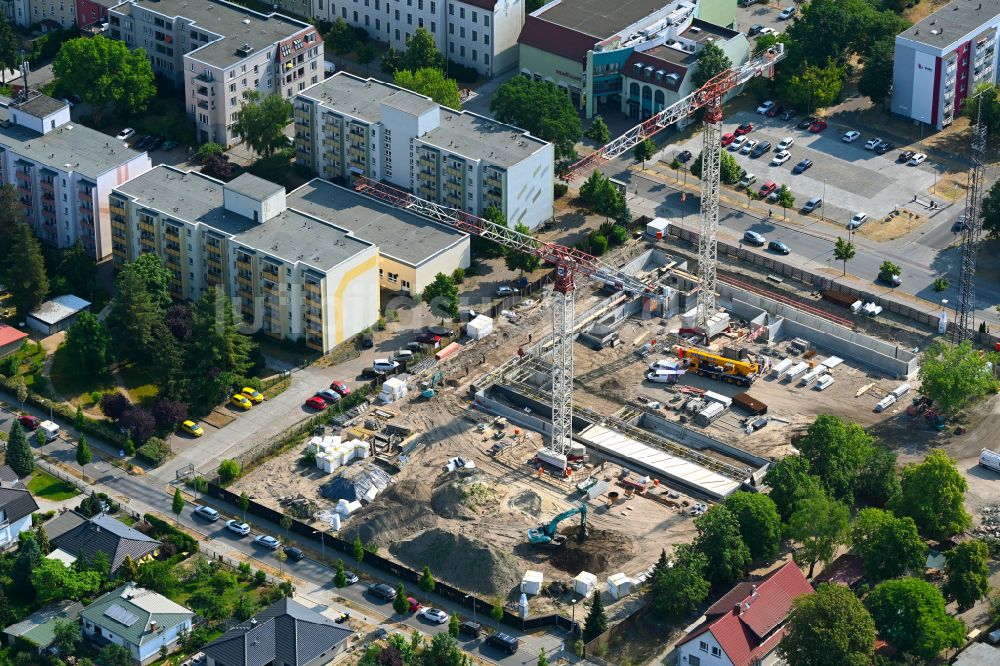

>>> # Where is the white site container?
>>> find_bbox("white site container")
[799,366,825,386]
[573,571,599,598]
[695,402,726,426]
[466,315,494,340]
[771,358,793,378]
[702,391,732,409]
[308,436,323,453]
[814,374,835,390]
[646,217,669,239]
[521,570,544,595]
[891,383,912,399]
[354,441,370,459]
[874,395,897,413]
[785,362,809,380]
[379,377,408,403]
[606,573,632,600]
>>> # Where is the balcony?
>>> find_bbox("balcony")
[485,174,503,189]
[445,165,462,178]
[196,71,214,83]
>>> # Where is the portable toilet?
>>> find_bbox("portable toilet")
[521,570,544,595]
[573,571,599,598]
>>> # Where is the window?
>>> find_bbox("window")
[472,10,477,23]
[394,9,399,19]
[430,1,435,10]
[460,45,465,56]
[710,647,721,657]
[449,3,454,14]
[699,641,708,652]
[459,6,464,18]
[473,49,477,60]
[472,30,477,41]
[388,272,398,283]
[484,15,489,26]
[484,34,489,44]
[460,26,464,37]
[688,658,700,666]
[431,21,435,31]
[484,53,489,64]
[449,42,454,52]
[449,23,453,33]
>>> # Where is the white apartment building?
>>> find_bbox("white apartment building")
[108,0,323,145]
[313,0,523,77]
[294,72,554,229]
[0,92,152,261]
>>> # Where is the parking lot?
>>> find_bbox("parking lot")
[667,108,941,225]
[735,0,794,38]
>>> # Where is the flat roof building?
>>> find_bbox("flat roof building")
[26,295,92,335]
[891,0,1000,129]
[294,73,554,230]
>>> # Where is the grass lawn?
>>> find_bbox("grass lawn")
[26,470,81,500]
[49,345,116,406]
[171,557,271,614]
[119,363,159,407]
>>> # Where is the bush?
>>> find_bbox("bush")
[554,183,568,199]
[143,513,199,554]
[120,407,156,443]
[100,392,132,420]
[255,570,267,585]
[152,398,188,431]
[446,59,478,83]
[589,233,609,256]
[218,459,241,484]
[136,437,171,466]
[195,143,225,163]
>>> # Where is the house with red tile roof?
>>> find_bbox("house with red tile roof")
[0,324,27,359]
[675,560,813,666]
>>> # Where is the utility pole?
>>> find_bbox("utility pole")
[953,96,987,343]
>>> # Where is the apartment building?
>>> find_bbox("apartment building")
[313,0,523,77]
[76,0,118,30]
[518,0,746,118]
[294,72,554,229]
[891,0,1000,130]
[110,168,379,353]
[24,0,76,28]
[108,0,323,145]
[0,92,152,261]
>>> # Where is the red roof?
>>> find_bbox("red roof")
[0,324,27,348]
[678,561,814,666]
[518,16,597,64]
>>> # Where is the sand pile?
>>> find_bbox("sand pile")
[390,528,521,596]
[508,490,542,517]
[550,527,638,575]
[342,480,436,546]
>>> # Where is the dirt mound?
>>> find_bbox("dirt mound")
[390,528,521,597]
[341,480,436,546]
[550,527,637,575]
[431,470,502,520]
[431,476,478,521]
[508,490,542,517]
[600,378,624,392]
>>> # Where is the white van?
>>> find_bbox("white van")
[980,449,1000,473]
[39,420,60,442]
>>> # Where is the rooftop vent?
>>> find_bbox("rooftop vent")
[236,43,255,57]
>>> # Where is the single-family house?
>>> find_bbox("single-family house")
[3,601,84,654]
[675,560,814,666]
[46,511,160,574]
[81,584,193,665]
[0,464,39,549]
[0,324,27,359]
[202,597,353,666]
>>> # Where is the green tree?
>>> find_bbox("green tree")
[693,505,751,588]
[850,508,927,582]
[538,649,548,666]
[649,543,710,619]
[0,17,18,80]
[777,185,795,216]
[31,558,102,603]
[35,525,50,555]
[15,376,27,409]
[393,583,410,615]
[764,456,822,522]
[504,222,542,275]
[866,577,965,660]
[12,532,41,596]
[356,42,378,74]
[578,170,625,218]
[892,449,972,540]
[797,414,875,504]
[943,539,991,608]
[879,260,901,283]
[218,459,241,483]
[964,82,1000,135]
[63,311,112,379]
[334,559,348,588]
[100,643,133,666]
[4,218,49,318]
[275,548,287,574]
[232,91,294,159]
[722,492,782,563]
[394,67,460,108]
[55,241,99,301]
[380,47,404,74]
[185,288,256,409]
[353,535,365,563]
[691,41,733,90]
[239,491,250,521]
[75,435,92,482]
[0,183,18,259]
[779,583,876,666]
[75,404,86,429]
[118,555,139,582]
[582,592,607,641]
[106,261,163,365]
[781,62,846,111]
[51,618,79,655]
[234,594,256,621]
[858,38,895,106]
[917,341,999,416]
[280,512,293,540]
[5,420,35,478]
[422,272,460,320]
[491,598,504,627]
[585,116,610,144]
[633,138,655,169]
[491,77,582,159]
[425,632,464,666]
[855,447,900,507]
[403,27,445,71]
[172,488,184,523]
[53,36,155,121]
[833,237,856,276]
[786,486,850,578]
[689,150,741,184]
[419,565,436,601]
[325,18,357,59]
[448,612,460,637]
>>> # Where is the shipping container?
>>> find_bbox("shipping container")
[733,392,767,415]
[821,356,844,370]
[890,383,912,399]
[821,290,857,308]
[799,366,825,386]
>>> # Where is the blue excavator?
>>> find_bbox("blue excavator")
[527,504,587,546]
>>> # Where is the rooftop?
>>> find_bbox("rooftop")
[2,601,84,650]
[0,464,39,526]
[382,89,438,116]
[0,102,145,179]
[954,643,1000,666]
[533,0,670,40]
[298,74,409,124]
[287,179,468,267]
[899,0,1000,48]
[47,511,161,573]
[82,584,193,647]
[114,167,373,272]
[28,295,92,326]
[0,323,27,348]
[10,93,67,119]
[422,110,548,167]
[225,172,285,201]
[117,0,314,69]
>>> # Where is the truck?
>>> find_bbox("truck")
[672,345,759,387]
[980,448,1000,474]
[39,420,60,442]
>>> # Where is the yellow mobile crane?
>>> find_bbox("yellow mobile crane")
[673,346,759,387]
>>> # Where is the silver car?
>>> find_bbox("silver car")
[225,519,250,536]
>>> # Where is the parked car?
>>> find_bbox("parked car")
[780,109,796,121]
[797,116,818,130]
[315,389,341,404]
[180,420,204,437]
[230,394,252,410]
[756,100,776,114]
[749,140,772,158]
[496,285,518,296]
[421,608,450,624]
[147,136,164,151]
[952,215,967,232]
[747,24,765,36]
[134,135,152,149]
[283,546,305,561]
[757,180,778,198]
[864,137,883,150]
[771,150,791,165]
[767,189,782,203]
[768,240,790,255]
[848,212,869,229]
[305,396,327,410]
[875,141,895,155]
[343,570,360,585]
[193,505,220,521]
[879,270,902,287]
[225,520,251,536]
[676,149,693,163]
[792,158,813,174]
[485,633,520,655]
[415,332,441,344]
[241,387,264,403]
[778,6,797,19]
[407,597,421,613]
[115,128,135,141]
[740,138,759,154]
[17,414,40,430]
[330,380,351,396]
[368,583,398,601]
[161,140,179,151]
[372,359,400,373]
[775,137,794,151]
[254,535,280,550]
[729,135,747,151]
[393,349,414,361]
[735,123,754,135]
[744,230,767,246]
[458,621,482,638]
[898,150,915,163]
[842,130,861,142]
[908,153,927,165]
[766,104,784,118]
[721,132,736,146]
[737,173,757,188]
[802,196,823,213]
[809,120,828,132]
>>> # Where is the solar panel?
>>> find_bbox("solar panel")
[104,604,139,627]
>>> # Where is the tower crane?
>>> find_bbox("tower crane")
[350,45,784,462]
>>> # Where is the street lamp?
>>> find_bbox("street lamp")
[312,530,325,559]
[464,594,477,624]
[822,179,827,221]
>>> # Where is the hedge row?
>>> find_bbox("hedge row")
[144,513,199,554]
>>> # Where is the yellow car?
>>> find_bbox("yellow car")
[180,420,204,437]
[230,394,252,410]
[241,387,264,403]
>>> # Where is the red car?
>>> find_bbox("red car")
[809,120,828,133]
[330,380,351,396]
[721,133,736,146]
[766,104,784,118]
[414,332,442,345]
[734,123,754,135]
[758,180,778,198]
[17,414,40,430]
[305,396,327,410]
